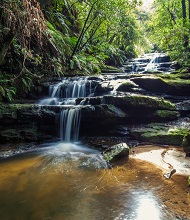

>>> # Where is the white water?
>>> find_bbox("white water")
[60,108,81,142]
[38,78,96,142]
[144,53,168,71]
[39,78,96,106]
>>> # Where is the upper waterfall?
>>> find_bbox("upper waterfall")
[39,77,97,106]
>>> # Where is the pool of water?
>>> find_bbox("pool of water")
[0,142,189,220]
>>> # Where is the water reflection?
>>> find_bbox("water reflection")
[136,194,161,220]
[0,143,188,220]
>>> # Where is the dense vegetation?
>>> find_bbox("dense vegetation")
[1,0,190,101]
[149,0,190,65]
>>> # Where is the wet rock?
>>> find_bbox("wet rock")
[94,82,114,95]
[102,94,178,123]
[156,55,170,63]
[153,110,179,121]
[182,132,190,156]
[103,94,176,110]
[0,126,53,143]
[102,143,130,164]
[80,105,127,136]
[76,97,103,105]
[101,65,122,73]
[0,127,38,143]
[130,123,189,146]
[130,75,190,96]
[164,169,176,179]
[176,100,190,117]
[116,80,139,92]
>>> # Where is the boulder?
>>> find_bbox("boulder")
[116,80,139,92]
[102,94,178,122]
[130,123,189,146]
[0,104,63,143]
[103,94,176,110]
[182,132,190,156]
[176,100,190,117]
[153,110,179,121]
[130,75,190,96]
[76,97,103,105]
[102,143,130,164]
[94,82,114,95]
[80,105,127,136]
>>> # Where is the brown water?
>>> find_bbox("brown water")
[0,142,189,220]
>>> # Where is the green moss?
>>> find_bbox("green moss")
[103,143,130,163]
[154,110,179,120]
[158,72,190,84]
[131,124,189,146]
[0,103,37,112]
[117,81,138,92]
[0,103,39,120]
[101,65,121,73]
[0,127,38,143]
[103,95,176,110]
[126,95,176,110]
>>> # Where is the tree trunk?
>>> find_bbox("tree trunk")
[70,1,98,60]
[182,0,186,19]
[0,31,15,65]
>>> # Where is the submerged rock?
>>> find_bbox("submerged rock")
[102,143,130,164]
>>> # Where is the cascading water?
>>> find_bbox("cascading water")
[39,77,96,106]
[145,54,158,71]
[65,79,87,98]
[49,81,63,98]
[60,108,81,142]
[38,77,97,142]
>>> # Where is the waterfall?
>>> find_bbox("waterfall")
[63,79,86,98]
[38,77,97,141]
[60,108,81,142]
[145,55,158,71]
[39,78,97,106]
[49,81,63,98]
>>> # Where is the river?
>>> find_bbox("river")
[0,142,189,220]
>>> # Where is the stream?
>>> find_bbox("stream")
[0,143,189,220]
[0,53,190,220]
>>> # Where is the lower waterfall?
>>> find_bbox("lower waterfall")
[60,108,81,142]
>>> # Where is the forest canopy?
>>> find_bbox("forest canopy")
[1,0,190,101]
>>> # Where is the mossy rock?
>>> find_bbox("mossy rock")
[182,132,190,156]
[0,127,38,143]
[116,80,139,92]
[101,65,122,73]
[103,143,130,164]
[130,123,189,146]
[130,75,190,96]
[153,110,179,120]
[0,103,40,125]
[103,94,176,110]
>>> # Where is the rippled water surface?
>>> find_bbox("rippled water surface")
[0,142,189,220]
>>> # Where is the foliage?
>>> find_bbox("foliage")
[148,0,190,66]
[0,0,47,49]
[0,0,144,101]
